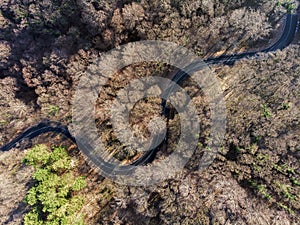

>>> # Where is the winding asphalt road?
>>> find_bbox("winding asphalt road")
[166,13,298,103]
[0,13,299,172]
[205,13,298,65]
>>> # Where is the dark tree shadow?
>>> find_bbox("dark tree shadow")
[0,0,93,107]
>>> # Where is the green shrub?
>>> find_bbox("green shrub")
[22,145,86,225]
[48,105,60,116]
[261,104,272,119]
[277,0,296,13]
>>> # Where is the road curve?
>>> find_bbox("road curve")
[205,13,298,65]
[166,13,299,103]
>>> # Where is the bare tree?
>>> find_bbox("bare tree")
[229,8,271,42]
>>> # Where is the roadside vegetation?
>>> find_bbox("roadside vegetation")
[278,0,297,13]
[22,145,86,225]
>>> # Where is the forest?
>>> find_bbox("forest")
[0,0,299,224]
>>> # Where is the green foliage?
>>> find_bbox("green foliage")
[291,178,300,186]
[22,145,86,225]
[72,177,87,191]
[22,144,51,167]
[273,163,295,175]
[249,180,272,200]
[261,104,272,119]
[48,105,60,116]
[277,0,296,13]
[280,184,296,200]
[277,203,295,214]
[279,102,290,110]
